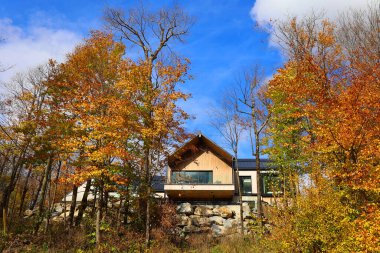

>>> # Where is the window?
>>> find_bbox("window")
[239,176,252,194]
[171,171,213,184]
[261,173,281,195]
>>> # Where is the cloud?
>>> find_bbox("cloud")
[251,0,370,26]
[0,18,81,86]
[250,0,372,50]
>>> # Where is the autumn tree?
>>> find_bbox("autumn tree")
[0,64,62,235]
[264,5,380,251]
[104,2,192,247]
[46,31,138,245]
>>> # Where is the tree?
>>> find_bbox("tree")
[0,64,60,235]
[211,94,245,233]
[264,5,380,251]
[234,67,271,223]
[104,2,192,247]
[47,31,135,245]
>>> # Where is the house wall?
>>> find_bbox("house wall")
[168,149,233,184]
[237,170,257,194]
[234,171,279,205]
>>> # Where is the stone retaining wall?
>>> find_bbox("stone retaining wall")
[176,202,253,237]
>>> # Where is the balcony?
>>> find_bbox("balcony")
[164,171,235,200]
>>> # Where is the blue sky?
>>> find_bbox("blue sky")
[0,0,369,157]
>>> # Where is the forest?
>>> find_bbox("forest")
[0,2,379,253]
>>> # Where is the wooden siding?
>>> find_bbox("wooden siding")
[168,148,233,184]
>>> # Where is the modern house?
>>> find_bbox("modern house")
[158,134,279,207]
[64,134,279,208]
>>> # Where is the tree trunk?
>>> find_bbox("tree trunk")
[19,168,32,217]
[116,197,123,231]
[95,183,103,247]
[44,179,52,234]
[123,189,129,226]
[49,161,61,211]
[144,149,151,249]
[75,179,91,226]
[255,133,263,225]
[2,208,6,235]
[69,185,78,227]
[9,163,23,222]
[0,157,24,235]
[103,191,109,219]
[30,174,44,210]
[145,186,151,247]
[234,155,245,234]
[34,155,53,234]
[63,184,67,228]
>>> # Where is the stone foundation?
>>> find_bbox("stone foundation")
[176,202,253,237]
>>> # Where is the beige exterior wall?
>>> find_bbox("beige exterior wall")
[168,149,233,184]
[237,170,257,194]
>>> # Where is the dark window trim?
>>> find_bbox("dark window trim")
[171,170,213,184]
[239,176,252,195]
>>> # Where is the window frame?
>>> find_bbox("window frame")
[171,170,213,184]
[239,176,253,195]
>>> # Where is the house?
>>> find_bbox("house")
[63,134,279,208]
[160,134,279,207]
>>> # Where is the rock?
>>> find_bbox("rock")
[194,206,213,217]
[177,202,193,215]
[50,211,60,217]
[200,226,211,233]
[212,206,220,216]
[211,224,226,236]
[243,212,253,220]
[242,203,251,214]
[178,215,191,227]
[53,203,64,213]
[59,211,70,218]
[190,215,210,227]
[24,209,34,217]
[223,218,237,229]
[215,206,234,218]
[209,216,224,225]
[52,216,64,222]
[59,210,79,218]
[183,225,201,233]
[113,201,121,208]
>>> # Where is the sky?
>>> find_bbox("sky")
[0,0,373,157]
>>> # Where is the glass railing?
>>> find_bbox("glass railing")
[170,171,213,184]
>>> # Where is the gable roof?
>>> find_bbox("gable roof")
[168,134,233,167]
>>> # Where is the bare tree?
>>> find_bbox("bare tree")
[104,3,193,64]
[337,3,380,66]
[211,95,245,234]
[104,2,193,247]
[234,66,271,224]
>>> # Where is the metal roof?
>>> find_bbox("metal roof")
[234,159,273,170]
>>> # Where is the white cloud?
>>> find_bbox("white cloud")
[250,0,374,50]
[0,18,81,86]
[251,0,371,26]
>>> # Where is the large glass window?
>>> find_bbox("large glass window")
[171,171,213,184]
[261,173,281,195]
[239,176,252,194]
